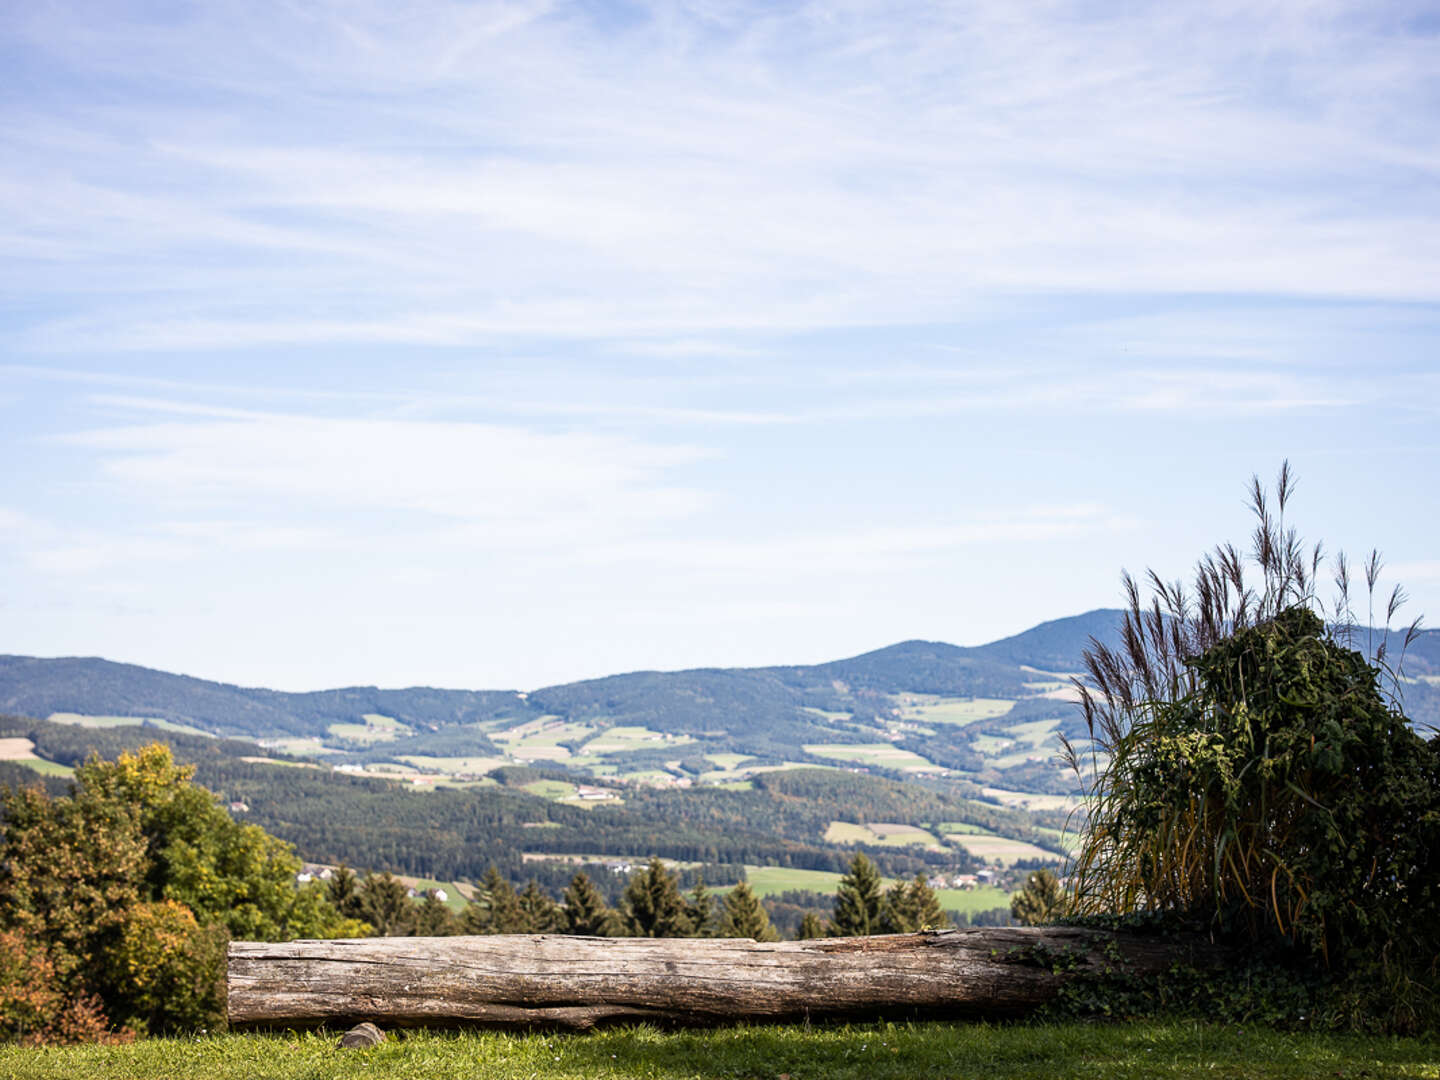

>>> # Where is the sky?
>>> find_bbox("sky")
[2,0,1438,692]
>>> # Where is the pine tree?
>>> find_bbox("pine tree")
[830,853,885,936]
[883,873,950,932]
[797,912,829,940]
[1010,868,1064,927]
[684,877,715,937]
[517,879,562,933]
[357,872,416,936]
[413,892,459,935]
[621,858,691,937]
[463,867,526,934]
[561,872,617,936]
[718,882,778,941]
[326,864,362,921]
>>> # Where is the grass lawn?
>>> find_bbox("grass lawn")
[2,1022,1432,1079]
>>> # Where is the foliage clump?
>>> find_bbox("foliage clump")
[0,744,366,1040]
[1066,465,1440,1031]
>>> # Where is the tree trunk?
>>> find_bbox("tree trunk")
[228,927,1227,1031]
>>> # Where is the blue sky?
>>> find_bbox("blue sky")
[2,1,1438,690]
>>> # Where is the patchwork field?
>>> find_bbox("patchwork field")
[583,726,695,754]
[0,736,73,776]
[894,696,1016,726]
[257,736,339,756]
[983,788,1083,813]
[326,714,414,744]
[803,743,942,772]
[944,832,1058,866]
[824,820,943,850]
[492,718,597,762]
[397,754,509,775]
[48,712,213,737]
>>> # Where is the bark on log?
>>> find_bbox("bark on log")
[228,927,1228,1031]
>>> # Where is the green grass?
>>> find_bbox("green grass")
[47,713,214,737]
[1,1022,1431,1079]
[15,758,74,777]
[932,885,1012,914]
[743,865,845,896]
[521,779,578,799]
[935,821,990,835]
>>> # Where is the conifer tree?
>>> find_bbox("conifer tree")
[561,871,617,936]
[1010,868,1064,927]
[884,873,951,932]
[621,857,691,937]
[326,864,362,921]
[830,852,885,936]
[413,892,459,935]
[797,912,829,940]
[463,867,526,934]
[684,877,715,937]
[357,872,415,936]
[517,879,562,933]
[718,882,779,941]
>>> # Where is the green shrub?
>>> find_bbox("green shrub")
[1066,466,1440,1032]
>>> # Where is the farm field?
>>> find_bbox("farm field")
[257,736,338,756]
[397,754,508,775]
[583,726,695,754]
[326,714,413,744]
[742,865,846,896]
[932,884,1011,914]
[823,820,943,849]
[982,788,1082,813]
[0,736,73,776]
[6,1021,1429,1080]
[492,718,596,762]
[895,695,1015,725]
[704,752,754,770]
[47,712,213,737]
[803,743,941,772]
[944,833,1058,866]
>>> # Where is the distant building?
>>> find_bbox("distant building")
[228,800,250,813]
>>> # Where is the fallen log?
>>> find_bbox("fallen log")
[228,927,1228,1031]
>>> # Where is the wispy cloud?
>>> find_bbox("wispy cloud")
[4,1,1439,351]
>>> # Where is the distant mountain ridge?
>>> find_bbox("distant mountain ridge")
[3,608,1435,744]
